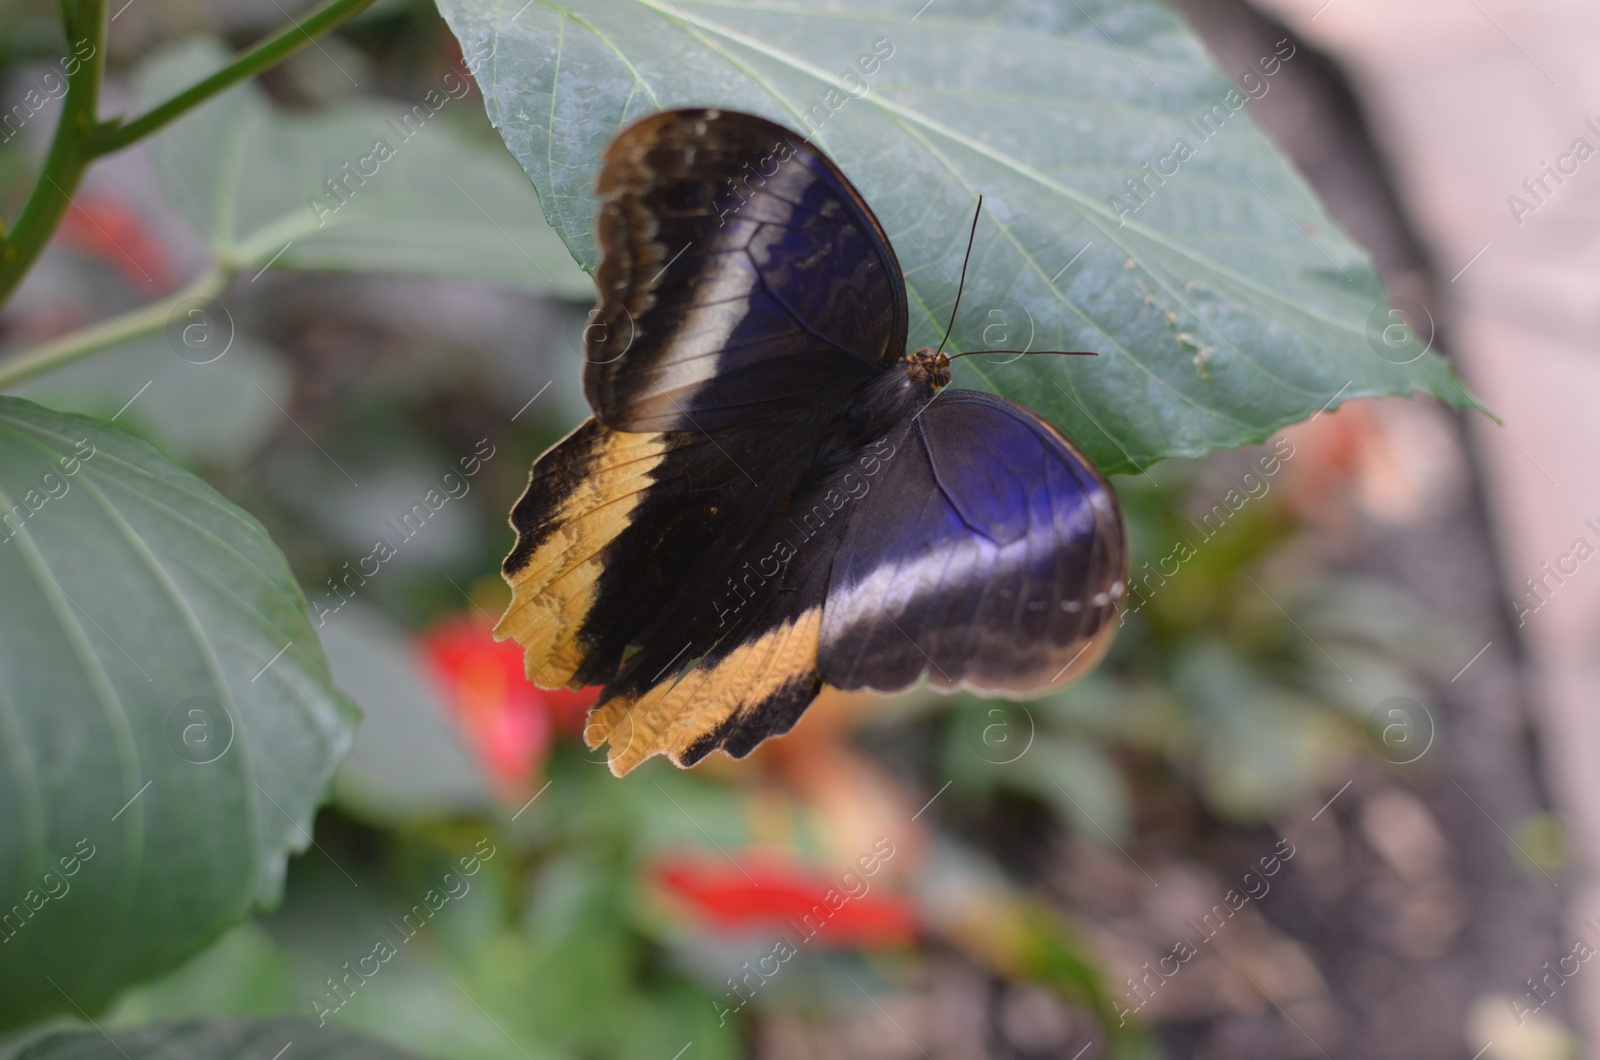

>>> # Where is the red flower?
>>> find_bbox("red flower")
[419,614,599,797]
[54,197,174,291]
[652,854,916,948]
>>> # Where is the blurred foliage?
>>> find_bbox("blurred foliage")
[0,1016,425,1058]
[134,39,588,296]
[932,450,1457,836]
[0,0,1477,1057]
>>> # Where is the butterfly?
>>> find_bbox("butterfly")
[497,108,1127,776]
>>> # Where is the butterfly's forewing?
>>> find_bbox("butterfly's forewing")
[818,391,1127,695]
[575,439,913,775]
[498,406,830,689]
[587,109,908,431]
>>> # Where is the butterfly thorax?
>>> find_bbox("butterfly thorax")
[905,348,952,390]
[787,352,943,496]
[835,349,943,456]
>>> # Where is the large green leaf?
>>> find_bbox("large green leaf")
[137,40,589,296]
[0,398,359,1029]
[436,0,1469,472]
[0,1017,426,1059]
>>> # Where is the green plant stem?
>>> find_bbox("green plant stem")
[94,0,379,152]
[0,0,107,307]
[0,266,231,390]
[0,0,379,310]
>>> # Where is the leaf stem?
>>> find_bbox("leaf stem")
[0,0,378,310]
[0,0,107,308]
[0,265,232,390]
[94,0,379,152]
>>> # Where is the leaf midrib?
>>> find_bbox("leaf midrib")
[620,0,1333,421]
[611,0,1371,340]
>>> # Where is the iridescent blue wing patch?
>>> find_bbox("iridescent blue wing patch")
[819,390,1126,695]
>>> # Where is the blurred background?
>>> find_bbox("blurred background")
[0,0,1592,1057]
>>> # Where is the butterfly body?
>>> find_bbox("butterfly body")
[498,109,1126,775]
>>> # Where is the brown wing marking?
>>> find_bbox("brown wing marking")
[496,419,667,687]
[584,606,823,776]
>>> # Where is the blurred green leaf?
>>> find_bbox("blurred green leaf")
[11,334,292,466]
[108,924,296,1024]
[1296,639,1430,726]
[321,606,490,824]
[1174,640,1350,819]
[0,398,358,1029]
[518,852,637,1043]
[219,835,557,1060]
[437,0,1472,473]
[1298,577,1465,678]
[136,40,590,297]
[0,1016,427,1059]
[1014,734,1135,842]
[942,702,1135,840]
[912,840,1154,1050]
[1511,812,1568,876]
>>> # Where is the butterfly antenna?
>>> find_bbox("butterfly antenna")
[933,199,1099,363]
[949,348,1099,359]
[933,196,983,358]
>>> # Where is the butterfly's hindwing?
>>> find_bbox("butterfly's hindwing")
[818,391,1127,695]
[499,408,814,684]
[583,574,830,775]
[581,434,900,774]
